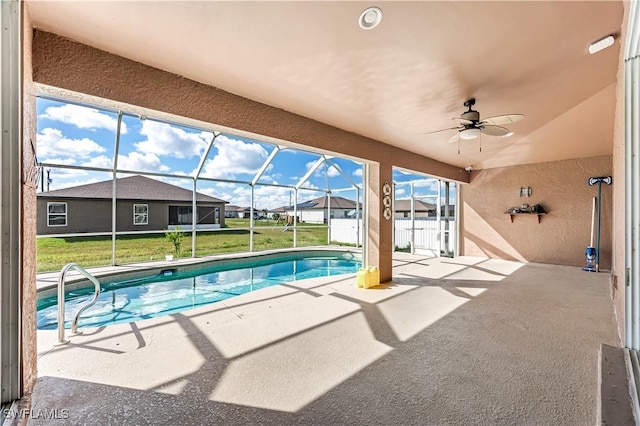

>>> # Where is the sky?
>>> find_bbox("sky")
[36,97,453,209]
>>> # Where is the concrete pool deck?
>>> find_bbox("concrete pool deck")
[29,254,619,425]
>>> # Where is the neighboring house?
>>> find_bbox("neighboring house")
[37,175,228,235]
[267,206,289,220]
[224,205,243,218]
[284,195,360,224]
[226,206,267,219]
[440,204,456,218]
[393,199,437,218]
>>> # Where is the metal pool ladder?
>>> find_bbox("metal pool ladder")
[56,263,101,345]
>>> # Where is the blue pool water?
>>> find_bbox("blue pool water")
[37,253,360,329]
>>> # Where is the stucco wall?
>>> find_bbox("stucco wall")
[461,155,613,269]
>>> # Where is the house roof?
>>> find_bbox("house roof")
[290,195,360,210]
[269,206,289,213]
[37,175,227,204]
[394,199,436,212]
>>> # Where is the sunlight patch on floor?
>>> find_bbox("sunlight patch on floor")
[210,312,392,412]
[377,286,473,342]
[198,295,360,359]
[37,331,206,390]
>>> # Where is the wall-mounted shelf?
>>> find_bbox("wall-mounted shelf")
[507,212,546,223]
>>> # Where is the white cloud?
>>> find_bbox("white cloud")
[327,165,340,178]
[299,181,320,190]
[39,169,110,192]
[37,128,107,160]
[42,157,77,166]
[82,155,112,169]
[40,104,127,134]
[412,179,440,192]
[211,184,295,209]
[305,159,340,181]
[49,177,101,191]
[256,171,279,184]
[200,136,269,179]
[215,181,241,189]
[352,168,363,177]
[135,121,210,159]
[117,152,170,173]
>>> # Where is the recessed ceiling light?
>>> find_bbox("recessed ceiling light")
[359,7,382,30]
[589,35,615,55]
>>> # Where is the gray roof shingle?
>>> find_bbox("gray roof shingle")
[393,199,436,212]
[291,195,360,210]
[37,175,227,204]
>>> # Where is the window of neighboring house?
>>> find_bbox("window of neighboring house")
[133,204,149,225]
[47,202,67,227]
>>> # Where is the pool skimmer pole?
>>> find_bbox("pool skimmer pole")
[585,176,612,272]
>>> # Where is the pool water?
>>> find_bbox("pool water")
[37,254,360,329]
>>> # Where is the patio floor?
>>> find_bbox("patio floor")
[28,254,619,425]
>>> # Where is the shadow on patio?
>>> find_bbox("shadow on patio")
[29,254,618,425]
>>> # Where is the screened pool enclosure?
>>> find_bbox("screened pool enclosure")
[35,96,457,271]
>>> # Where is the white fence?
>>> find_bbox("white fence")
[330,218,456,255]
[331,219,363,245]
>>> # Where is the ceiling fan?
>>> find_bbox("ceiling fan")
[427,98,524,143]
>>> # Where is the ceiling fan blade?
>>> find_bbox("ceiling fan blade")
[423,126,461,135]
[447,132,460,143]
[481,114,525,126]
[452,117,473,125]
[481,125,511,137]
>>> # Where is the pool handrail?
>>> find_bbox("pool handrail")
[56,262,101,345]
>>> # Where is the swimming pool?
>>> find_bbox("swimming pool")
[37,251,361,330]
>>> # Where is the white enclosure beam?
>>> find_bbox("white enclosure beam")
[252,146,281,185]
[296,157,325,190]
[111,112,123,266]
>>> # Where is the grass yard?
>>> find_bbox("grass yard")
[36,220,331,273]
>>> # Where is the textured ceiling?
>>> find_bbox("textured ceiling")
[26,1,623,170]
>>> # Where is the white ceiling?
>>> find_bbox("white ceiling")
[27,1,623,170]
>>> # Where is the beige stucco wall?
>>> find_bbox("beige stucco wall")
[21,6,38,395]
[461,156,613,269]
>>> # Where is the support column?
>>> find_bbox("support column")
[365,162,393,283]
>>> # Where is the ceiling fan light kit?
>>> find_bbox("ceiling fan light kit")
[426,98,525,151]
[460,128,481,140]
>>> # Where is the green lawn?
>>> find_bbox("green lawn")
[36,220,332,273]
